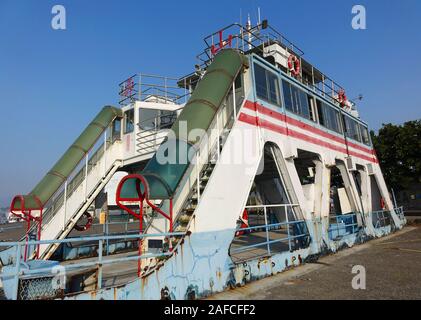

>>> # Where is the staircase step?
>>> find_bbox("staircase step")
[183,208,195,215]
[188,200,197,209]
[175,225,187,233]
[178,214,191,225]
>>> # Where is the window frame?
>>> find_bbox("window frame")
[123,108,135,134]
[253,62,281,106]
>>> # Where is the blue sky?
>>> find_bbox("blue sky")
[0,0,420,206]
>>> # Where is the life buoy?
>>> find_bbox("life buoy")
[338,89,347,108]
[236,209,249,237]
[380,197,386,210]
[74,212,93,232]
[288,54,301,76]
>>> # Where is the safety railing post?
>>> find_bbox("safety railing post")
[196,150,201,203]
[103,130,107,176]
[84,153,88,200]
[336,216,340,239]
[97,239,103,290]
[184,78,188,104]
[164,77,168,101]
[263,206,271,256]
[138,74,142,101]
[331,79,335,98]
[63,180,68,231]
[232,82,237,119]
[216,113,221,161]
[106,215,110,255]
[13,244,21,300]
[285,206,292,252]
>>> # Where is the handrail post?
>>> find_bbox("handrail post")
[285,206,292,252]
[97,239,103,290]
[263,206,271,256]
[232,81,237,119]
[196,150,201,203]
[164,77,168,101]
[138,74,142,101]
[13,244,21,300]
[184,77,187,104]
[103,130,107,176]
[63,180,68,231]
[84,153,88,200]
[216,113,221,161]
[106,214,110,255]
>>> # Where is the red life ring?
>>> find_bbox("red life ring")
[288,54,301,76]
[74,212,93,232]
[380,197,386,210]
[338,89,347,108]
[236,209,249,237]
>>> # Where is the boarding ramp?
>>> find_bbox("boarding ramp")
[8,107,124,260]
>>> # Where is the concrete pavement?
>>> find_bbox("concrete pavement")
[209,226,421,300]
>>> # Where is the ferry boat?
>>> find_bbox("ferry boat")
[0,19,406,300]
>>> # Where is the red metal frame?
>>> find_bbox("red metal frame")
[211,30,233,56]
[10,195,43,261]
[115,174,173,276]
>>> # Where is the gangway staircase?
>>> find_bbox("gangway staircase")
[9,106,124,260]
[133,50,249,274]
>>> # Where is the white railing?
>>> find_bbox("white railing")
[328,213,361,240]
[371,209,392,229]
[119,73,193,107]
[230,204,309,257]
[0,231,185,300]
[39,141,122,259]
[170,84,244,223]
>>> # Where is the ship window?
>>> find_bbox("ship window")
[254,63,280,106]
[316,100,342,134]
[360,124,371,146]
[160,110,177,129]
[123,109,134,134]
[282,80,293,110]
[138,109,176,131]
[139,109,159,131]
[316,100,325,126]
[344,116,362,142]
[112,119,121,141]
[282,80,311,120]
[308,96,317,122]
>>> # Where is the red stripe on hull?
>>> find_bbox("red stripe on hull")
[238,111,377,163]
[241,100,376,162]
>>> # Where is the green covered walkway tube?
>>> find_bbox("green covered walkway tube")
[11,106,122,210]
[119,49,248,200]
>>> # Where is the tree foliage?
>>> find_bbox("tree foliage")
[371,120,421,191]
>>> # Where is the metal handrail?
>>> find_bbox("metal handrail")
[0,231,186,300]
[230,217,309,255]
[195,21,351,111]
[42,127,118,227]
[394,206,405,221]
[372,209,392,229]
[24,123,119,243]
[328,212,361,240]
[119,73,190,106]
[229,204,309,257]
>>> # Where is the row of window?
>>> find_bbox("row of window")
[254,63,371,146]
[123,108,178,134]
